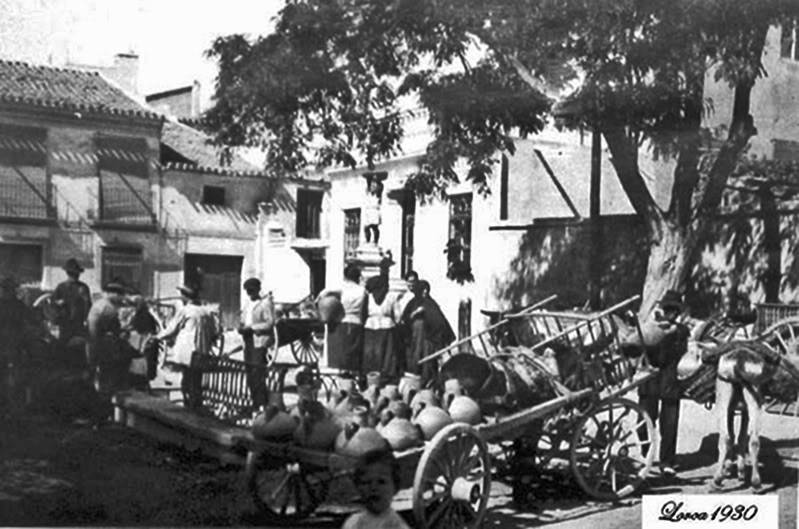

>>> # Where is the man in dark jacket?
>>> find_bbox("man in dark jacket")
[638,290,690,477]
[53,258,91,366]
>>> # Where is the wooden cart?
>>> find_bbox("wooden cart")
[241,296,658,528]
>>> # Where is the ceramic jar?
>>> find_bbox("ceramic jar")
[380,418,423,451]
[410,389,439,416]
[335,422,389,457]
[447,395,482,425]
[399,373,422,404]
[413,403,454,441]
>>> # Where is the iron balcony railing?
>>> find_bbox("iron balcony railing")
[98,171,155,225]
[0,165,53,220]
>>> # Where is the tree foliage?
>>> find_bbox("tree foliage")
[206,0,799,309]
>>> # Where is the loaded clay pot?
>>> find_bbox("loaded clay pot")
[399,373,422,404]
[362,372,382,408]
[379,400,412,426]
[335,422,390,457]
[410,389,439,416]
[317,293,345,324]
[447,395,482,425]
[443,378,465,407]
[293,400,342,450]
[252,405,299,440]
[413,403,454,441]
[380,418,423,451]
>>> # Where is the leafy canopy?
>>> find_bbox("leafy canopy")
[205,0,798,199]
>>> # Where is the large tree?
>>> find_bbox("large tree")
[205,0,799,315]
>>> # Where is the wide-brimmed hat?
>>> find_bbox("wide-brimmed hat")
[63,258,84,274]
[242,277,261,291]
[177,284,199,299]
[659,290,685,310]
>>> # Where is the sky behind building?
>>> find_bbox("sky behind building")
[0,0,282,108]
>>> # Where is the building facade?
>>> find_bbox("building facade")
[0,59,329,329]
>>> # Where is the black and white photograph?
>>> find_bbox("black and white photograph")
[0,1,798,528]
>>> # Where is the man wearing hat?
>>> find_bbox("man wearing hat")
[638,289,690,477]
[239,277,275,409]
[157,284,218,410]
[86,279,134,419]
[53,258,92,364]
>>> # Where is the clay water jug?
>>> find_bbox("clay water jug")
[380,418,423,451]
[443,378,465,407]
[413,403,453,441]
[293,400,341,450]
[378,399,412,428]
[447,395,482,425]
[410,389,439,416]
[252,405,299,440]
[335,422,390,457]
[399,373,422,404]
[317,293,345,324]
[362,371,382,407]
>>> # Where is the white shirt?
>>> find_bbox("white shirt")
[342,509,411,529]
[341,280,367,325]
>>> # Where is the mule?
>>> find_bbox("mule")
[706,339,799,492]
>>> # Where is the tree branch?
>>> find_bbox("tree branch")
[670,74,704,228]
[695,24,768,222]
[602,125,663,235]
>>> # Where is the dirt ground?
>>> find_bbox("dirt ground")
[0,395,797,528]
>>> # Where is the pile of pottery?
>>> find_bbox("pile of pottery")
[251,370,483,458]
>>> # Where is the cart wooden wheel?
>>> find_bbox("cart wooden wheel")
[412,423,491,529]
[289,328,325,365]
[760,317,799,355]
[570,397,654,501]
[245,450,324,523]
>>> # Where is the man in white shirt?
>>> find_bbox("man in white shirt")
[239,277,275,408]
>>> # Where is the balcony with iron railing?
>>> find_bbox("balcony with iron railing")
[95,170,157,229]
[0,165,54,222]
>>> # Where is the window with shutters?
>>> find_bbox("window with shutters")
[96,135,154,225]
[344,208,361,263]
[0,124,52,220]
[296,189,323,238]
[446,193,473,282]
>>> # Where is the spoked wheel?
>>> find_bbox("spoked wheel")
[760,317,799,355]
[289,330,324,365]
[412,423,491,529]
[758,318,799,414]
[245,451,324,523]
[570,397,654,501]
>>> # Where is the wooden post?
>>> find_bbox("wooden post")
[589,130,603,309]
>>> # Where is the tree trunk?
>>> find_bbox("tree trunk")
[639,221,694,318]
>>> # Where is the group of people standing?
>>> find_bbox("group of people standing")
[324,256,455,387]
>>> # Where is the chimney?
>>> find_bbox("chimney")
[108,52,140,95]
[191,80,201,118]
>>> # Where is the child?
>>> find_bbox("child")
[363,179,383,245]
[342,449,410,529]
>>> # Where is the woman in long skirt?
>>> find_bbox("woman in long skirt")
[362,258,401,382]
[324,264,366,374]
